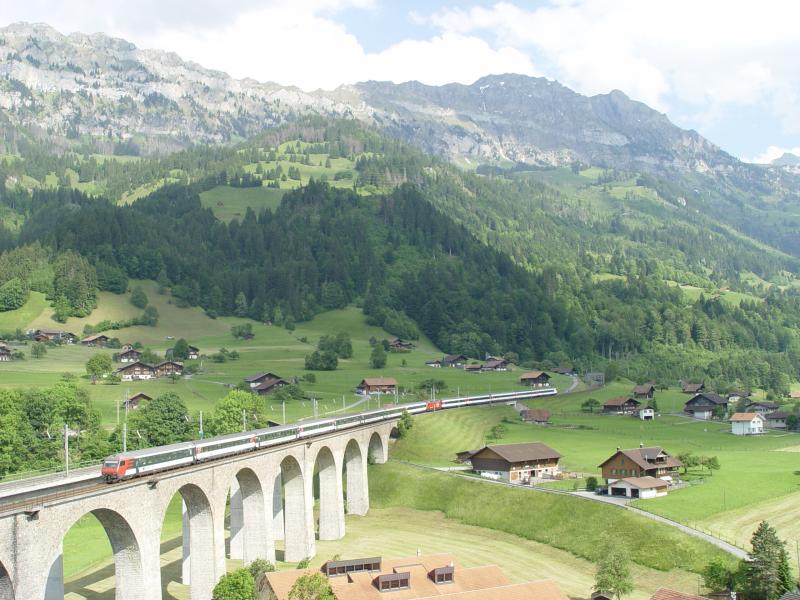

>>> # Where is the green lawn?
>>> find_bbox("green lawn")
[199,186,286,222]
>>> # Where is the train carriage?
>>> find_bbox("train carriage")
[101,441,196,481]
[194,431,257,461]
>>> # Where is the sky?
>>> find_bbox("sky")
[1,0,798,163]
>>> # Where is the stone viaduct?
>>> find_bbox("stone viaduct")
[0,420,396,600]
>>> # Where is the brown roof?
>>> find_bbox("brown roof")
[484,359,507,368]
[746,401,780,409]
[244,372,282,383]
[254,377,288,392]
[360,377,398,386]
[730,412,762,422]
[766,411,790,419]
[522,409,551,422]
[603,396,639,407]
[127,392,152,402]
[613,476,668,490]
[444,354,467,362]
[464,364,483,371]
[82,333,110,342]
[650,588,706,600]
[519,371,549,380]
[682,382,704,393]
[632,384,655,394]
[114,361,155,373]
[476,442,561,463]
[599,447,682,470]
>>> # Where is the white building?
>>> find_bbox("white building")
[637,407,655,421]
[730,412,764,436]
[608,476,668,499]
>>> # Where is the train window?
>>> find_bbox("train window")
[103,461,118,468]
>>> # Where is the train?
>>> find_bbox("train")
[100,387,557,482]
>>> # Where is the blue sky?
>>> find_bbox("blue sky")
[2,0,799,162]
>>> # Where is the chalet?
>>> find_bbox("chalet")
[187,345,200,359]
[443,354,468,368]
[632,383,655,400]
[0,344,10,362]
[681,381,705,394]
[599,446,682,483]
[552,367,576,376]
[684,392,727,420]
[519,371,551,387]
[637,407,655,421]
[727,390,751,403]
[464,363,483,373]
[387,338,414,351]
[155,361,183,378]
[114,362,156,381]
[482,358,509,372]
[521,409,551,424]
[765,411,789,429]
[123,392,152,410]
[357,377,398,395]
[34,329,76,343]
[425,359,442,368]
[608,476,669,499]
[602,396,641,415]
[461,442,561,483]
[81,333,110,347]
[254,377,289,396]
[745,401,780,415]
[244,372,284,388]
[730,412,764,435]
[119,348,142,363]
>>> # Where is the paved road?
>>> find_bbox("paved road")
[563,374,580,394]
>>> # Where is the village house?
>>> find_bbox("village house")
[81,333,111,347]
[681,381,705,394]
[460,442,561,483]
[34,329,76,343]
[254,376,289,396]
[443,354,468,368]
[765,411,789,429]
[727,390,751,404]
[552,366,576,376]
[357,377,398,395]
[519,371,551,387]
[114,362,156,381]
[424,359,442,368]
[521,408,552,425]
[745,401,780,415]
[599,445,682,484]
[261,554,569,600]
[684,392,728,420]
[602,396,641,415]
[387,338,414,351]
[123,392,152,410]
[637,407,655,421]
[0,344,10,362]
[632,383,655,400]
[481,357,509,372]
[730,412,764,435]
[187,345,200,359]
[244,372,284,388]
[464,363,483,373]
[608,476,669,499]
[118,348,142,363]
[155,360,184,378]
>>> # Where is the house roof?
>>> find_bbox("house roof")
[464,364,483,370]
[599,447,682,470]
[650,588,706,600]
[612,476,668,490]
[484,359,506,368]
[632,384,655,394]
[766,411,790,420]
[686,392,727,405]
[244,372,281,382]
[127,392,152,401]
[188,345,200,351]
[254,377,288,392]
[519,371,550,380]
[120,348,140,355]
[36,328,65,335]
[360,377,398,386]
[472,442,561,463]
[522,409,551,422]
[114,361,155,373]
[746,401,780,410]
[425,359,442,364]
[730,412,763,422]
[81,333,109,342]
[603,396,640,407]
[682,382,704,393]
[444,354,467,362]
[156,360,183,368]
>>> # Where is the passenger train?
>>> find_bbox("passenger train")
[100,387,557,482]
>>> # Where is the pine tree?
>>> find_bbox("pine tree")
[234,292,248,317]
[745,521,794,600]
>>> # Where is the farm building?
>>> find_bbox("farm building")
[0,344,10,361]
[650,589,706,600]
[245,372,284,388]
[34,329,76,343]
[632,383,655,400]
[464,363,483,373]
[155,361,183,377]
[727,390,750,403]
[460,442,561,483]
[425,359,442,368]
[765,411,789,429]
[261,554,569,600]
[745,401,780,415]
[357,377,398,395]
[684,392,728,420]
[187,345,200,359]
[519,371,551,387]
[443,354,468,368]
[123,392,152,410]
[81,333,111,347]
[119,348,141,363]
[552,366,576,375]
[681,381,705,394]
[387,338,414,350]
[599,446,681,483]
[730,412,764,435]
[114,362,156,381]
[637,407,655,421]
[521,409,551,424]
[254,376,289,396]
[482,357,509,371]
[608,476,668,499]
[602,396,641,415]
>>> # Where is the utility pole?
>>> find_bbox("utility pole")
[64,424,69,474]
[123,422,127,453]
[242,409,247,432]
[282,400,286,425]
[199,411,204,439]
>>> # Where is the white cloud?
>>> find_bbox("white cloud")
[746,146,800,165]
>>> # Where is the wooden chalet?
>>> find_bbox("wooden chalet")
[244,372,284,388]
[123,392,152,410]
[765,411,789,429]
[599,446,681,483]
[727,390,751,403]
[443,354,468,368]
[356,377,398,395]
[387,338,414,351]
[425,359,442,368]
[464,363,483,373]
[681,381,705,394]
[632,383,655,400]
[552,366,576,376]
[81,333,111,347]
[114,362,156,381]
[482,357,509,372]
[155,360,184,377]
[187,345,200,360]
[0,344,10,362]
[602,396,641,415]
[684,392,727,420]
[521,409,551,424]
[34,329,76,343]
[461,442,561,483]
[518,371,551,387]
[119,348,142,363]
[745,401,780,415]
[254,376,289,396]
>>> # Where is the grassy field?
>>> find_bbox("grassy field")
[199,186,285,221]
